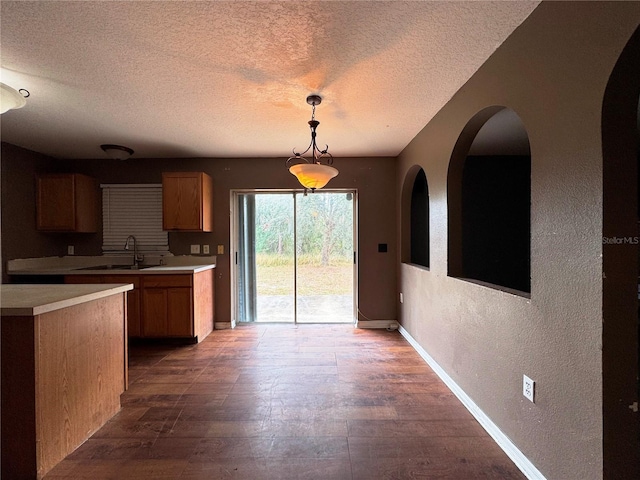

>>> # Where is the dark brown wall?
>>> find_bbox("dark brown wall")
[1,144,397,325]
[601,23,640,480]
[1,143,92,275]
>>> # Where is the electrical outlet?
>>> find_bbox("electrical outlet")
[399,292,404,303]
[523,375,535,403]
[190,244,201,254]
[217,244,224,255]
[67,245,75,255]
[202,244,210,254]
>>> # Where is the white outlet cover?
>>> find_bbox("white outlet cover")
[202,245,210,254]
[523,375,535,403]
[190,244,201,254]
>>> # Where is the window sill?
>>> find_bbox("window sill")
[451,276,531,299]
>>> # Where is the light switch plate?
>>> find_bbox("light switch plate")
[217,245,224,254]
[190,244,201,254]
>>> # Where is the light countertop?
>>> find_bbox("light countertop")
[7,255,216,276]
[63,264,215,275]
[1,283,134,316]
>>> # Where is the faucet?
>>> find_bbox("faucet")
[124,235,143,268]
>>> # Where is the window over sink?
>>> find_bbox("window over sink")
[101,184,169,254]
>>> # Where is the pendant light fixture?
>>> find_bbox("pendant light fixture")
[287,95,338,192]
[0,82,29,114]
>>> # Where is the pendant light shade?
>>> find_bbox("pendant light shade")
[0,82,28,114]
[286,94,338,192]
[289,163,339,190]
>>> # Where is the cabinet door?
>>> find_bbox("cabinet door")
[36,174,98,232]
[73,175,99,232]
[166,288,193,337]
[163,174,200,230]
[37,175,76,230]
[162,172,212,231]
[142,288,168,337]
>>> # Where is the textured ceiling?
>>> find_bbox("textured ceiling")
[0,1,539,160]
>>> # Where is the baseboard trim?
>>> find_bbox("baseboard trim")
[356,320,399,329]
[398,325,546,480]
[214,321,235,330]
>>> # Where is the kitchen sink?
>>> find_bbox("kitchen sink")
[76,264,147,271]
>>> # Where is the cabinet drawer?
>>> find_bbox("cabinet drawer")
[142,274,192,288]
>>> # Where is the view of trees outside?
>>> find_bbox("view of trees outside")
[254,192,354,299]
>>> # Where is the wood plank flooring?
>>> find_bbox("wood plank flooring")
[43,324,525,479]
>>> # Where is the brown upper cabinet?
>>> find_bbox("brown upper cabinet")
[36,174,99,232]
[162,172,213,232]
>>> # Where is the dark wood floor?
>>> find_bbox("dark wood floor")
[44,324,525,479]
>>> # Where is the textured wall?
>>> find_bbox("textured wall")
[0,147,397,326]
[0,143,79,282]
[396,2,640,479]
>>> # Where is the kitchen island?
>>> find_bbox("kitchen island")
[1,283,132,479]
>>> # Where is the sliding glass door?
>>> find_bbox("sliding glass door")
[294,192,354,323]
[235,190,355,324]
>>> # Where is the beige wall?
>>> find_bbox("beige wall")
[396,2,640,479]
[0,145,397,326]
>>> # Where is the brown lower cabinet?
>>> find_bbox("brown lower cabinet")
[141,274,193,337]
[65,269,214,342]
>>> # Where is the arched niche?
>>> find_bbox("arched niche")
[601,25,640,479]
[401,165,429,268]
[448,106,531,294]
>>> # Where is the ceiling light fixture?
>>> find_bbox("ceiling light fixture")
[100,144,134,161]
[0,82,29,114]
[287,95,338,192]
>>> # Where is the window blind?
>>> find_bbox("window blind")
[101,184,168,252]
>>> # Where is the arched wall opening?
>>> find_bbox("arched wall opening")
[401,165,429,268]
[448,106,531,294]
[601,25,640,479]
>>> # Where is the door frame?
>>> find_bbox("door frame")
[230,188,359,325]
